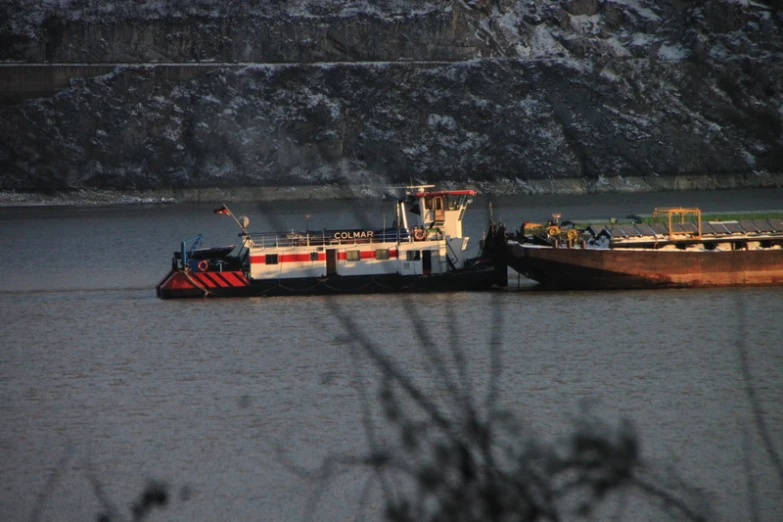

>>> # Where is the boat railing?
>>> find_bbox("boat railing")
[244,227,413,249]
[179,234,203,268]
[652,207,702,240]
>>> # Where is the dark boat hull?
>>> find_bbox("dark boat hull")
[506,243,783,290]
[156,267,505,298]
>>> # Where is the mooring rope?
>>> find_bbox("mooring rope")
[182,270,215,298]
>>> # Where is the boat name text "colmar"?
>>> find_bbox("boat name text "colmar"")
[334,230,374,240]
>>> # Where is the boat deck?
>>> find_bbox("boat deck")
[589,219,783,249]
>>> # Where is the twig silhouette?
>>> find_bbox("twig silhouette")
[743,427,761,522]
[248,186,713,521]
[734,293,783,490]
[29,444,75,522]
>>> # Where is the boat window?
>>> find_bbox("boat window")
[310,252,319,261]
[406,250,421,261]
[375,249,390,260]
[265,254,278,265]
[346,251,361,262]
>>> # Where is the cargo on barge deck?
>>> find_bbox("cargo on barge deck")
[505,208,783,290]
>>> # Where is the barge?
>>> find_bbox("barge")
[156,185,507,298]
[506,208,783,290]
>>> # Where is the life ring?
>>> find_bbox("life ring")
[547,225,560,237]
[566,229,579,241]
[197,260,209,271]
[413,228,426,241]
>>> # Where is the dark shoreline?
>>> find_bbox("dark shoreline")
[2,173,782,208]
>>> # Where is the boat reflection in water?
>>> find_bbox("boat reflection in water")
[506,208,783,290]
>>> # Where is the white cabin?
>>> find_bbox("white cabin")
[242,187,477,281]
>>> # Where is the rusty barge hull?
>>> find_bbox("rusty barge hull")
[506,244,783,290]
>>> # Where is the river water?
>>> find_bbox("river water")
[1,189,782,521]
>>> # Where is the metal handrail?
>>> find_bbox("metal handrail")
[653,207,702,240]
[244,228,413,249]
[180,234,203,268]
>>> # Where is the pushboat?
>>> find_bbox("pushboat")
[156,185,507,298]
[505,207,783,290]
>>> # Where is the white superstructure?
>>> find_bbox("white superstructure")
[243,186,477,281]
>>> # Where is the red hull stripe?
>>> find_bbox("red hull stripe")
[251,251,398,264]
[220,272,249,286]
[283,253,320,262]
[196,271,250,288]
[204,272,230,288]
[251,253,325,264]
[338,250,399,260]
[161,271,250,291]
[165,272,196,290]
[193,273,217,288]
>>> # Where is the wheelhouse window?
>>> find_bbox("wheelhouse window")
[346,251,361,262]
[375,249,390,260]
[265,254,279,264]
[406,251,421,261]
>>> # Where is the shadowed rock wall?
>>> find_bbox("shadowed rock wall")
[1,0,781,195]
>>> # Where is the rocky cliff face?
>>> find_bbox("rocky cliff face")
[1,0,782,196]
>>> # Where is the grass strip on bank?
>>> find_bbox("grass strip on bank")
[564,211,783,227]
